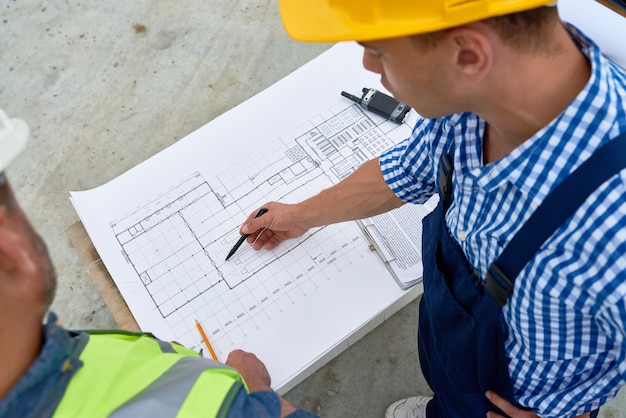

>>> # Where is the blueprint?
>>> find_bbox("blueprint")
[111,102,406,318]
[71,42,424,392]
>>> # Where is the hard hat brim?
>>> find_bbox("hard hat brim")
[0,116,29,173]
[279,0,429,43]
[279,0,557,43]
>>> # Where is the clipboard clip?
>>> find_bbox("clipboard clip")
[361,223,396,264]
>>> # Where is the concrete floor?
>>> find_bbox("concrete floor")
[1,1,624,417]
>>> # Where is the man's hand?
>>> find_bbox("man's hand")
[485,391,540,418]
[226,349,297,417]
[226,349,272,392]
[485,391,591,418]
[240,202,310,251]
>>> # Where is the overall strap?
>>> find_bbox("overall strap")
[438,146,455,211]
[485,132,626,307]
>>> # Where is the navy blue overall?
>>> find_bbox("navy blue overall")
[417,133,626,417]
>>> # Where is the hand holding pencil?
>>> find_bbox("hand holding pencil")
[238,202,311,252]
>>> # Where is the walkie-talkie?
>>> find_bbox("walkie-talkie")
[341,88,411,124]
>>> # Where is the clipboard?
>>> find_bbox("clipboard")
[356,195,439,290]
[357,220,418,290]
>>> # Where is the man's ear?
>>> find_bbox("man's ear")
[445,26,492,80]
[0,207,36,274]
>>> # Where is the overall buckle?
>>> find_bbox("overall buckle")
[485,263,513,308]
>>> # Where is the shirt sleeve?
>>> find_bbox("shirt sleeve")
[225,388,319,418]
[379,117,440,204]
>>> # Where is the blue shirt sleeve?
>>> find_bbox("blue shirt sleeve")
[379,117,439,204]
[225,388,319,418]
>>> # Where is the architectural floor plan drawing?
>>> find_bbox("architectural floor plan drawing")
[71,42,424,392]
[108,100,412,342]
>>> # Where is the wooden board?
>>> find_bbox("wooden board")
[597,0,626,17]
[66,221,140,331]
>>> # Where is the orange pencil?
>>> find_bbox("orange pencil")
[195,319,218,361]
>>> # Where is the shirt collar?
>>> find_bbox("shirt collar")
[0,313,85,417]
[473,24,617,199]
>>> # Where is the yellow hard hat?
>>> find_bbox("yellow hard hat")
[279,0,557,42]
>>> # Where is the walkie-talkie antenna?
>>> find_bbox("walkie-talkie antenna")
[341,91,362,105]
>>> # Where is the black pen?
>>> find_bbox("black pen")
[225,208,268,261]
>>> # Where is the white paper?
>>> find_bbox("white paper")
[71,42,424,393]
[559,0,626,69]
[358,196,438,289]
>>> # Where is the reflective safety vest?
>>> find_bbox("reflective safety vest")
[53,331,247,418]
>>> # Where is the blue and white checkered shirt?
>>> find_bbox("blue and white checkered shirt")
[380,25,626,417]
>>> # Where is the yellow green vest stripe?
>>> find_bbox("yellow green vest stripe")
[53,331,245,418]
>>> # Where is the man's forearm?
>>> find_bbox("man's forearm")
[297,158,404,228]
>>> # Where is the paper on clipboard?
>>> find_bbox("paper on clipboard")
[357,195,439,290]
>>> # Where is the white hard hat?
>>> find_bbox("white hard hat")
[0,108,29,172]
